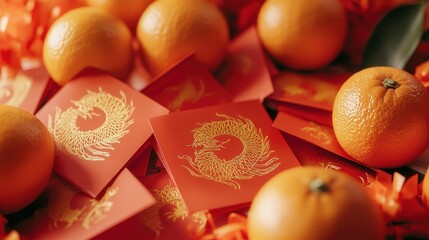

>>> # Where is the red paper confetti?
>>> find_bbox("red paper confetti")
[188,171,429,240]
[0,0,83,76]
[196,212,248,240]
[364,171,429,239]
[414,58,429,88]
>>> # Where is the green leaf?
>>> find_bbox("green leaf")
[361,2,426,69]
[422,30,429,42]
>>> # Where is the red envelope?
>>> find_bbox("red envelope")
[216,27,274,102]
[0,67,50,113]
[266,100,333,127]
[273,111,356,162]
[150,137,177,184]
[96,171,209,240]
[268,71,350,111]
[15,169,155,240]
[39,78,61,108]
[149,100,300,212]
[125,46,154,92]
[36,74,169,197]
[142,54,232,112]
[147,136,166,170]
[143,136,166,174]
[283,134,377,183]
[126,146,152,178]
[264,53,279,77]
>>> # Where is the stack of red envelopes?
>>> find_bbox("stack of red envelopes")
[2,21,426,240]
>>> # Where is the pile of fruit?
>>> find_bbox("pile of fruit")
[2,0,429,239]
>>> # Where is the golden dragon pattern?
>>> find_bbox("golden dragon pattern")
[141,183,207,239]
[179,113,280,189]
[48,87,135,161]
[37,179,118,230]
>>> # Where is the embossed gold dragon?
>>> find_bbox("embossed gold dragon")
[163,78,210,112]
[275,74,339,103]
[141,183,207,239]
[42,180,87,229]
[301,121,333,145]
[39,179,118,230]
[82,187,118,229]
[179,113,280,189]
[48,87,135,161]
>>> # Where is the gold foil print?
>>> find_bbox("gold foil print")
[48,88,135,161]
[142,183,207,239]
[43,180,87,229]
[310,80,338,103]
[154,184,188,221]
[274,76,307,96]
[305,158,341,171]
[359,173,374,188]
[323,163,341,171]
[179,113,280,189]
[0,73,32,107]
[163,78,210,111]
[40,179,118,230]
[82,187,118,229]
[190,211,207,234]
[289,142,341,171]
[275,74,338,103]
[301,121,332,145]
[140,203,163,239]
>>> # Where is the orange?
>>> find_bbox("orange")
[248,167,384,240]
[84,0,154,31]
[0,105,55,214]
[43,7,133,86]
[256,0,347,70]
[136,0,229,76]
[333,66,429,168]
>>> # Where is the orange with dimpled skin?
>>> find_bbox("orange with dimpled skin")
[84,0,154,31]
[256,0,347,70]
[43,7,133,86]
[248,167,384,240]
[0,105,55,214]
[333,66,429,168]
[136,0,229,76]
